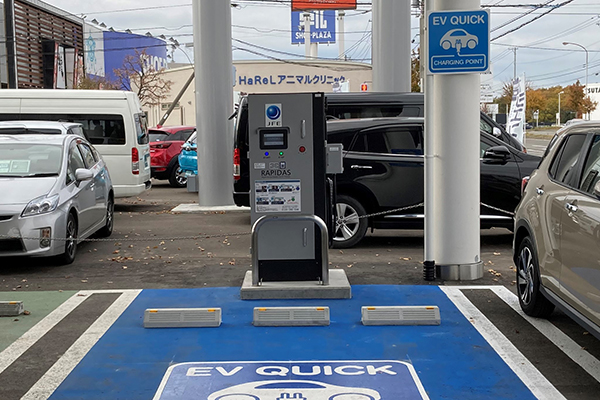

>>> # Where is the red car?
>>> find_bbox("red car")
[149,125,195,187]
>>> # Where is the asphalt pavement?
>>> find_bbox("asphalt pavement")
[0,179,520,292]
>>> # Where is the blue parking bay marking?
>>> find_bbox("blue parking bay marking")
[47,286,541,400]
[155,361,427,399]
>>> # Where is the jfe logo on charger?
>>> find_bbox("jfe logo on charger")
[265,104,283,127]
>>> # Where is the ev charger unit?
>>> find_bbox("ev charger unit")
[241,93,349,299]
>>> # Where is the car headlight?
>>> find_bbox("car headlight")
[22,194,60,217]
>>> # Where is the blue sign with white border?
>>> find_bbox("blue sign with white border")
[154,360,429,400]
[428,9,490,74]
[292,10,336,44]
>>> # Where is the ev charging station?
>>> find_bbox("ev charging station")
[240,93,351,299]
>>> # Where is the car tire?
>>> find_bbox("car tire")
[97,196,114,238]
[58,213,78,265]
[332,195,368,249]
[516,236,555,318]
[169,163,187,188]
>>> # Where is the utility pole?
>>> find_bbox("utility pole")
[512,47,517,81]
[303,12,312,58]
[338,11,345,60]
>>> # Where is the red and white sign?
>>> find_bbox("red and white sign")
[291,0,357,11]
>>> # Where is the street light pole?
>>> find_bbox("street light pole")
[563,41,589,120]
[558,90,564,126]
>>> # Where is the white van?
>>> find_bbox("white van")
[0,90,151,198]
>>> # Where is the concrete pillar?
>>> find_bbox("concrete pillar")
[372,0,411,92]
[192,0,234,206]
[426,0,483,280]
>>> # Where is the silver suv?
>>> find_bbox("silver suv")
[514,121,600,338]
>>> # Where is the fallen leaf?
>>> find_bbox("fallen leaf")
[23,310,31,315]
[402,257,411,261]
[122,266,128,269]
[81,280,88,283]
[493,252,501,256]
[113,250,120,254]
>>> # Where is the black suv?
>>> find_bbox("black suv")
[327,117,540,247]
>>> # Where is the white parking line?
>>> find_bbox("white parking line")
[20,289,141,400]
[441,286,566,400]
[491,286,600,383]
[0,292,88,374]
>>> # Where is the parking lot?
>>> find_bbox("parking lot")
[4,131,600,400]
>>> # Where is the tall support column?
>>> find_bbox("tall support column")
[427,0,483,280]
[372,0,411,92]
[338,11,345,59]
[192,1,234,206]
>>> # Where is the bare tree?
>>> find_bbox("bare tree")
[77,74,117,90]
[113,49,173,107]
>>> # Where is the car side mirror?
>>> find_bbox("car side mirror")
[492,126,502,137]
[483,145,511,164]
[75,168,93,182]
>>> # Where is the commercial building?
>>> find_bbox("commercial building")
[587,82,600,121]
[2,0,84,89]
[147,59,372,127]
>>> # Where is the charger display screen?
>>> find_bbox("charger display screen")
[259,129,288,150]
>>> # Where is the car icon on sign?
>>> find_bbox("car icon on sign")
[440,29,478,51]
[207,380,381,400]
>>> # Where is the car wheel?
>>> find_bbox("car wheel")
[97,196,114,238]
[58,213,78,265]
[332,195,368,248]
[169,163,187,188]
[516,237,555,318]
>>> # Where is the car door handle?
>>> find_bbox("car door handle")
[565,203,578,213]
[536,187,544,195]
[351,165,373,170]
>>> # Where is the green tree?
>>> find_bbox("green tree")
[411,50,421,92]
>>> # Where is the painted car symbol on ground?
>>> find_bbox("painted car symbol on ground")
[207,380,381,400]
[440,29,478,51]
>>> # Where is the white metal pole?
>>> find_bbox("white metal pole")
[372,0,411,92]
[429,0,483,280]
[192,0,234,206]
[304,12,312,58]
[338,11,345,59]
[424,0,434,265]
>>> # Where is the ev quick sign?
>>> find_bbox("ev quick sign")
[154,361,430,399]
[428,9,490,74]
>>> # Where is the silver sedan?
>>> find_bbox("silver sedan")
[0,134,114,264]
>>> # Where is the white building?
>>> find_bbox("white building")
[146,59,372,127]
[588,82,600,121]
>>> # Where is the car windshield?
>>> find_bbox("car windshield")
[0,128,62,135]
[0,143,63,177]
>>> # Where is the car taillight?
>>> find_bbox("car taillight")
[233,148,241,180]
[521,176,530,196]
[132,148,140,175]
